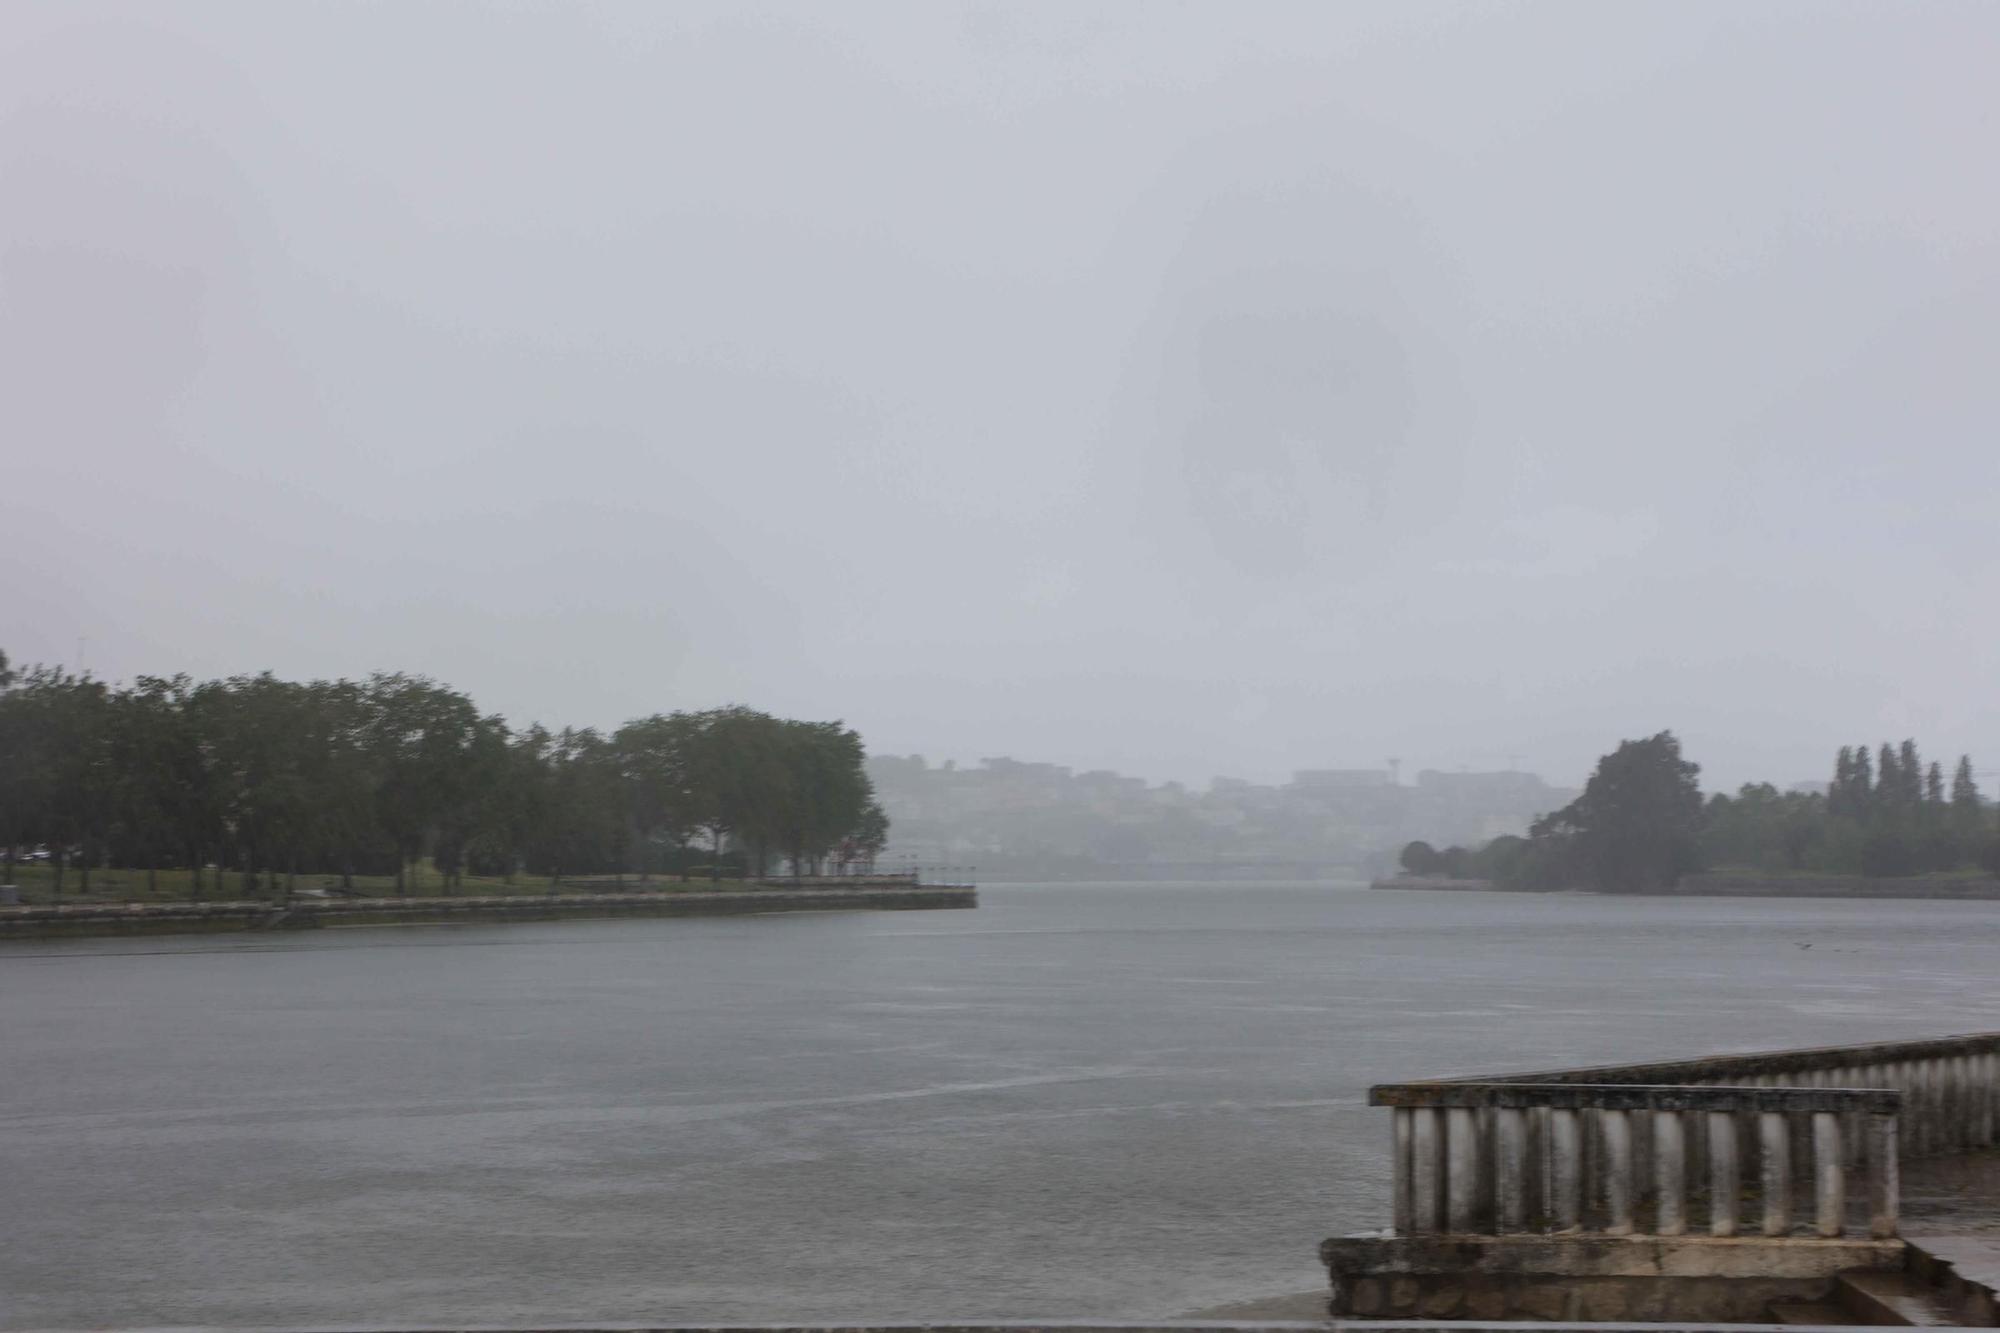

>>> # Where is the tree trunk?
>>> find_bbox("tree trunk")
[148,862,158,897]
[51,849,64,902]
[396,858,406,896]
[79,839,92,895]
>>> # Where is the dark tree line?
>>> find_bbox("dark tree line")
[1706,740,1994,879]
[1410,731,2000,893]
[0,650,888,898]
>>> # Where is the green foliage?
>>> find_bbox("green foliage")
[1501,733,1998,889]
[1523,731,1704,892]
[0,649,887,897]
[1398,840,1443,875]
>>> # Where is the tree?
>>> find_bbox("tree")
[769,719,873,876]
[1526,731,1703,891]
[1699,782,1823,873]
[836,802,890,872]
[365,674,482,894]
[1398,840,1444,876]
[1829,747,1857,820]
[112,676,217,897]
[613,713,699,882]
[1951,756,1982,818]
[683,706,779,880]
[0,652,896,902]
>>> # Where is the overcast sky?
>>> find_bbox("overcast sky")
[5,2,1997,793]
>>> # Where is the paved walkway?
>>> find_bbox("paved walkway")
[1902,1150,2000,1297]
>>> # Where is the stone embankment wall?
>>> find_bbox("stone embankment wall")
[1369,876,1507,892]
[1665,873,2000,901]
[1370,871,2000,900]
[0,886,977,940]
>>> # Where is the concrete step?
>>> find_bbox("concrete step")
[1768,1298,1866,1325]
[1836,1270,1967,1326]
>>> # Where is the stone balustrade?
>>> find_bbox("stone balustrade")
[1461,1031,2000,1160]
[1370,1082,1902,1240]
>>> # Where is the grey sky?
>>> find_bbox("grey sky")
[5,1,1996,793]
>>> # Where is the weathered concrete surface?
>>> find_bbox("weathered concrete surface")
[1442,1029,2000,1089]
[10,1325,1920,1333]
[1320,1233,1904,1322]
[0,886,977,940]
[1897,1149,2000,1322]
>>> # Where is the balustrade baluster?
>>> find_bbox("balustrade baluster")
[1654,1110,1686,1235]
[1495,1107,1528,1232]
[1708,1111,1739,1237]
[1760,1111,1792,1236]
[1446,1107,1478,1233]
[1411,1107,1442,1234]
[1392,1107,1413,1235]
[1602,1109,1634,1235]
[1813,1112,1844,1237]
[1868,1111,1900,1239]
[1984,1051,1999,1147]
[1550,1107,1582,1232]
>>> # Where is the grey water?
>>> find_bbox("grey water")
[4,882,1998,1329]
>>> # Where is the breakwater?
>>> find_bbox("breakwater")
[0,884,977,940]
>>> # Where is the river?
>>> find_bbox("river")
[4,881,1998,1328]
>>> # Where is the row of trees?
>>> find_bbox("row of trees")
[1706,741,1992,879]
[1404,732,2000,893]
[1401,732,1702,891]
[0,649,888,898]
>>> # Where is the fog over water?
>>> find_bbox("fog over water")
[6,3,2000,790]
[6,884,1999,1329]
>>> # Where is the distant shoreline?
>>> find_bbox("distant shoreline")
[1370,871,2000,901]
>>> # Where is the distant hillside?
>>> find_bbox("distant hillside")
[867,755,1578,881]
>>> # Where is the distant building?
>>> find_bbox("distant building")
[1290,768,1391,791]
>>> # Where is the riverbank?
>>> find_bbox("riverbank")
[0,884,977,940]
[1367,875,1506,892]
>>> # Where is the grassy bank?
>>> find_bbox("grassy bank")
[0,860,749,906]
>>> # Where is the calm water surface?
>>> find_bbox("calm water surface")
[4,882,1998,1328]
